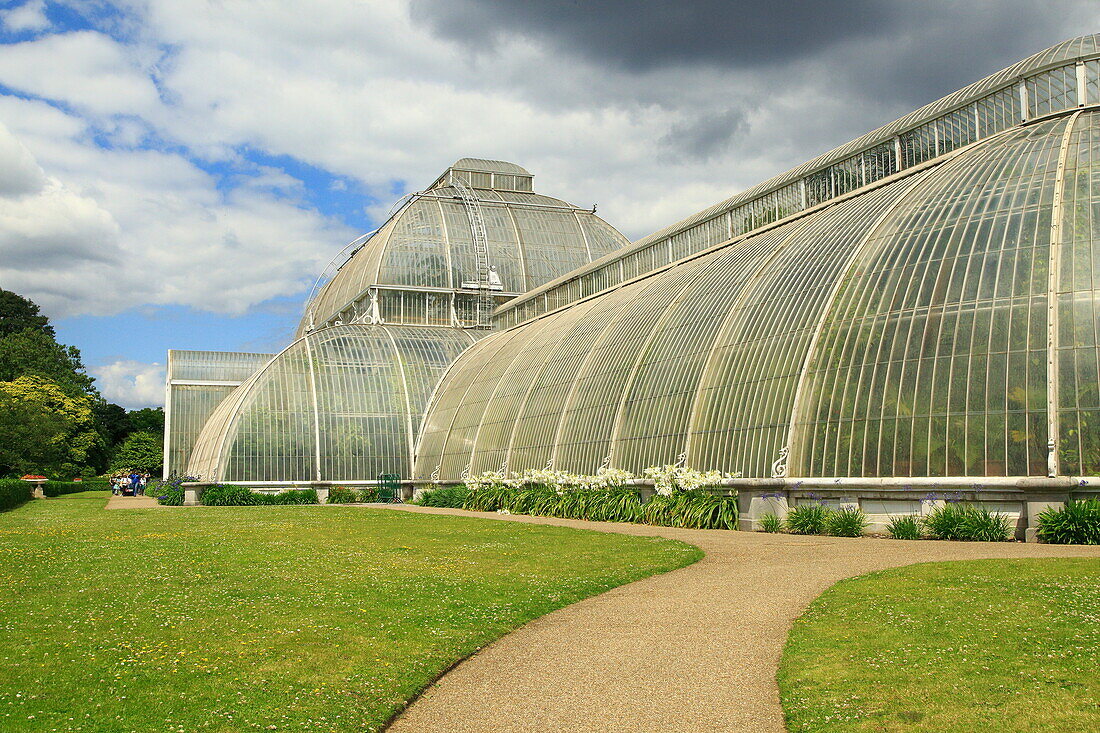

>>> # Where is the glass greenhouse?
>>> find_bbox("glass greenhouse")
[416,35,1100,483]
[169,35,1100,511]
[168,160,630,481]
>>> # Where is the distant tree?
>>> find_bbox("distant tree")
[0,328,96,396]
[0,391,69,477]
[127,407,164,436]
[0,376,100,477]
[110,431,163,474]
[0,289,54,338]
[93,401,132,447]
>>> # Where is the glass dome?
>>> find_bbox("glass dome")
[298,159,629,335]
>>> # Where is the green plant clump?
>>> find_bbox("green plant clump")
[826,507,868,537]
[786,504,833,535]
[200,484,257,506]
[152,475,191,506]
[642,490,738,529]
[199,485,318,506]
[886,514,923,540]
[271,489,318,505]
[1036,498,1100,544]
[923,503,1012,542]
[357,486,380,503]
[0,478,31,512]
[413,485,469,508]
[326,487,359,504]
[758,513,784,533]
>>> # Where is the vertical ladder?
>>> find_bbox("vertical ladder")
[451,179,493,328]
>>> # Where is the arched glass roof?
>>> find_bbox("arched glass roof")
[498,34,1100,328]
[187,324,478,482]
[415,106,1100,481]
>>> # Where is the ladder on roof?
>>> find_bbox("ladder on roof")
[451,179,494,329]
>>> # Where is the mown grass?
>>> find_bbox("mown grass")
[0,493,701,732]
[779,558,1100,732]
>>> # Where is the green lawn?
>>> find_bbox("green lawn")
[779,558,1100,732]
[0,493,700,732]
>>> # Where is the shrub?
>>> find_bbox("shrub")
[153,475,193,506]
[43,479,110,496]
[0,479,31,512]
[326,487,359,504]
[200,484,258,506]
[1036,499,1100,545]
[358,486,380,503]
[886,514,923,540]
[413,485,469,508]
[677,490,738,530]
[786,504,833,535]
[924,503,1012,542]
[593,487,643,523]
[273,489,318,505]
[463,483,510,512]
[826,507,868,537]
[758,513,784,533]
[639,490,737,529]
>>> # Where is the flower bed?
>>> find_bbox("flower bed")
[458,465,739,530]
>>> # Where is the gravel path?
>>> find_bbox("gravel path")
[104,494,160,509]
[383,505,1100,732]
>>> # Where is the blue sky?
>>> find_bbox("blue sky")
[0,1,1094,408]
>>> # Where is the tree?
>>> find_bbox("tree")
[110,431,163,474]
[93,401,132,447]
[0,375,101,477]
[0,391,69,477]
[0,289,54,338]
[127,407,164,436]
[0,328,96,396]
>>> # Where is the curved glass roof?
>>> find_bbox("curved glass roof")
[499,34,1100,328]
[187,324,478,482]
[299,160,629,335]
[415,106,1100,480]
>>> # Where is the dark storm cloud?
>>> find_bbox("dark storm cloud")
[660,108,748,161]
[410,0,1098,106]
[409,0,894,71]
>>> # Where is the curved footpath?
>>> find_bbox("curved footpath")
[384,505,1100,732]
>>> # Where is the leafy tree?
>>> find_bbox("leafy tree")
[110,431,163,474]
[127,407,164,436]
[0,328,96,396]
[0,391,69,477]
[93,401,132,447]
[0,376,100,477]
[0,289,54,338]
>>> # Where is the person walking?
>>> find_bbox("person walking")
[129,472,142,497]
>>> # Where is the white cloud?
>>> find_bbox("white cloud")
[1,1,50,33]
[1,0,1097,326]
[91,359,165,409]
[0,31,161,117]
[0,99,354,318]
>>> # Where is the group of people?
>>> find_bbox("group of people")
[110,473,150,496]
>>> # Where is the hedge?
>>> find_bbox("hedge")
[0,479,32,513]
[43,479,110,497]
